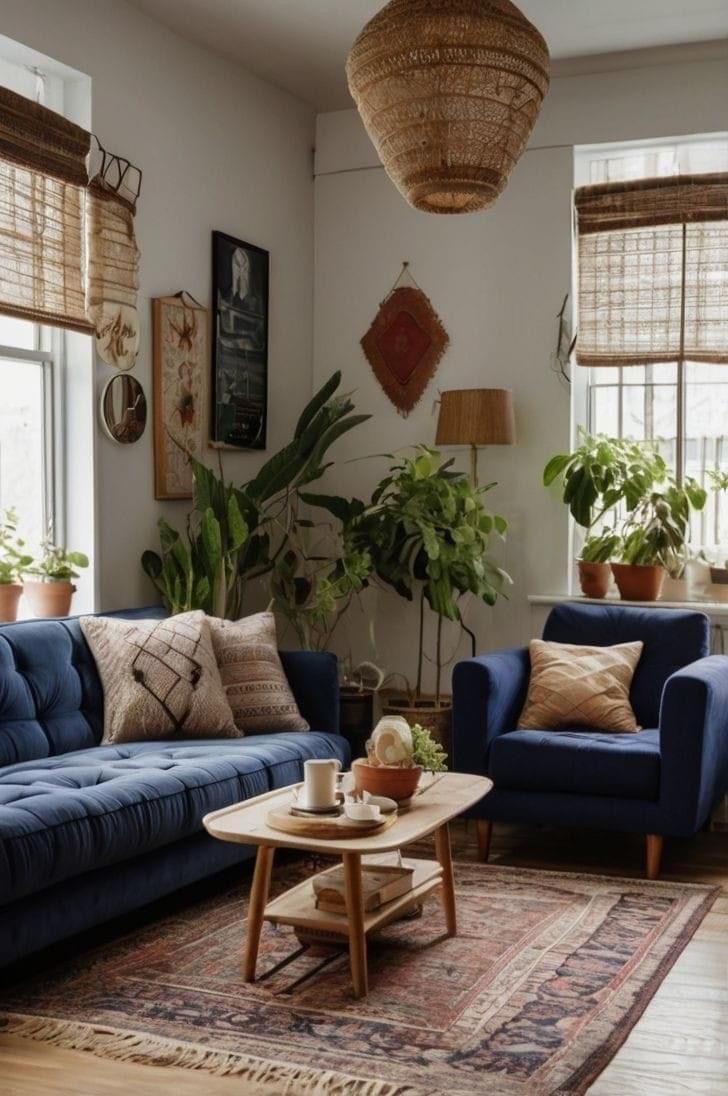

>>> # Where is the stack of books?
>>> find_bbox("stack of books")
[313,862,415,914]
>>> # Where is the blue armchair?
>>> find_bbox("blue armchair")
[452,602,728,878]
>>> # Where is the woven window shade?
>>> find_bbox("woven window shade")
[86,179,140,369]
[0,86,92,334]
[575,173,728,367]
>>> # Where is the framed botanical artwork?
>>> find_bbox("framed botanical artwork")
[152,292,208,499]
[211,230,269,450]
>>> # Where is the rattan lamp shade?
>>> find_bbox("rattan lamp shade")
[346,0,550,215]
[436,389,515,447]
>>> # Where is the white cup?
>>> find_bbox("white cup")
[301,758,341,809]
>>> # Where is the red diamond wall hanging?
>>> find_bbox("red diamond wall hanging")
[361,266,449,416]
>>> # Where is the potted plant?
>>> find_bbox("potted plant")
[352,716,448,802]
[142,372,370,619]
[578,529,622,598]
[543,431,667,597]
[348,447,509,748]
[23,538,89,618]
[0,509,33,622]
[611,478,706,602]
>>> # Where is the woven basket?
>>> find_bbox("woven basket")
[346,0,550,215]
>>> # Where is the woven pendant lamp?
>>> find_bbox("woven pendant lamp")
[346,0,550,215]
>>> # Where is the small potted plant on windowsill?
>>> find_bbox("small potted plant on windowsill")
[543,431,667,599]
[0,509,33,622]
[23,538,89,618]
[611,479,706,602]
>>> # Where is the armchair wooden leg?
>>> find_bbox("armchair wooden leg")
[476,819,492,863]
[645,834,663,880]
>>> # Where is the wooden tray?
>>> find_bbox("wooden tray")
[266,806,397,840]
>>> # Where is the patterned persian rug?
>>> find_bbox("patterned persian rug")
[0,860,717,1095]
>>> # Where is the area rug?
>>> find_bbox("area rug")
[0,861,718,1095]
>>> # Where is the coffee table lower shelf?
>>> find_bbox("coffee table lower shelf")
[265,858,443,939]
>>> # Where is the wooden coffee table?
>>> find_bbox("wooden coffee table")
[203,771,491,998]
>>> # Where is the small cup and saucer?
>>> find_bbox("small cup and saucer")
[291,758,343,817]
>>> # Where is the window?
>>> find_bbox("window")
[0,62,63,552]
[0,315,59,547]
[575,136,728,546]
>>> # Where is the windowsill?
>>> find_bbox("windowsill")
[528,592,728,617]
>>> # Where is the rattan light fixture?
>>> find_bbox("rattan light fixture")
[436,388,515,485]
[346,0,550,215]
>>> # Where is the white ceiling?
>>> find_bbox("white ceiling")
[128,0,728,111]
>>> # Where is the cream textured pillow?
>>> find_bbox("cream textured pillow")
[81,611,239,744]
[207,612,309,734]
[518,639,644,733]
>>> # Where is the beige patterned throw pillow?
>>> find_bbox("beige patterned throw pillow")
[518,639,644,733]
[207,612,309,734]
[81,611,239,744]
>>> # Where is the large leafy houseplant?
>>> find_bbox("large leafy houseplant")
[347,447,509,711]
[142,372,370,619]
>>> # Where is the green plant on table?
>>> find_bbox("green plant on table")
[0,508,33,584]
[410,722,448,772]
[27,536,89,582]
[348,446,510,704]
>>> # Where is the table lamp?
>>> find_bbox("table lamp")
[435,388,515,486]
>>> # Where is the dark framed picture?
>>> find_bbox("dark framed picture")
[211,231,269,449]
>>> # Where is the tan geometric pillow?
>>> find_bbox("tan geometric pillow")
[517,639,644,733]
[207,612,309,734]
[81,611,239,744]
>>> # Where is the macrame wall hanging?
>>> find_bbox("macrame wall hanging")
[360,263,449,416]
[86,137,142,371]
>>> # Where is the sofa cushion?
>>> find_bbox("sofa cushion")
[0,608,167,767]
[209,613,309,733]
[489,727,661,801]
[80,612,239,744]
[0,731,349,905]
[543,603,709,728]
[518,639,643,733]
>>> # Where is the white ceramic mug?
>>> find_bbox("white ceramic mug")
[301,758,341,809]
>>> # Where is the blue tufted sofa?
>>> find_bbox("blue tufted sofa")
[452,602,728,879]
[0,609,348,967]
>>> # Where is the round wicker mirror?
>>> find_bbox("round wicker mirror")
[100,373,147,444]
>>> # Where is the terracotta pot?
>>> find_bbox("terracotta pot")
[610,563,665,602]
[381,695,452,754]
[23,581,77,618]
[577,560,611,599]
[352,759,422,803]
[0,583,22,622]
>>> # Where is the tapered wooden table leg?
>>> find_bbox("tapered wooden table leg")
[242,844,275,981]
[435,822,457,936]
[343,851,368,998]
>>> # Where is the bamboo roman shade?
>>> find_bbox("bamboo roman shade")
[0,86,93,334]
[575,172,728,367]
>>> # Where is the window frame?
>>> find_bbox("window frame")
[0,325,64,545]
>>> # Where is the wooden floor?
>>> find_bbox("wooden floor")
[1,821,726,1095]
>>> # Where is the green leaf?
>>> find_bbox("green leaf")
[543,453,571,486]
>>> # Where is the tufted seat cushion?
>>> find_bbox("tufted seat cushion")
[0,732,348,905]
[489,727,661,801]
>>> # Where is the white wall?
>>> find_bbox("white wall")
[0,0,316,610]
[313,53,728,690]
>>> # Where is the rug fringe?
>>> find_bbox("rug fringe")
[2,1014,414,1096]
